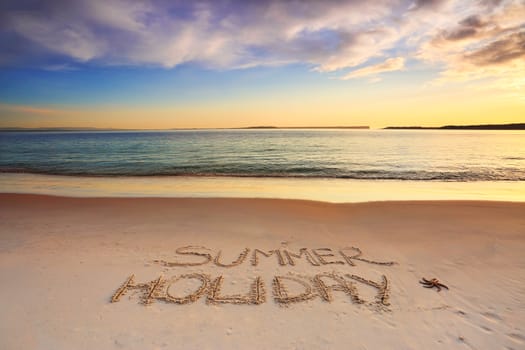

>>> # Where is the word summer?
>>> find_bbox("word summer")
[153,246,396,268]
[111,272,390,308]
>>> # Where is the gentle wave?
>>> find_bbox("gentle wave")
[1,130,525,182]
[1,167,525,181]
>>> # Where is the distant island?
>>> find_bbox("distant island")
[384,123,525,130]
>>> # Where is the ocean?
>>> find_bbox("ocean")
[1,129,525,181]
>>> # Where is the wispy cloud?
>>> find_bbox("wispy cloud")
[341,57,405,80]
[464,32,525,66]
[0,0,523,89]
[0,0,407,71]
[0,104,65,115]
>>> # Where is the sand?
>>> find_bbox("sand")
[0,194,524,349]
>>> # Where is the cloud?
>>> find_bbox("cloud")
[408,0,451,11]
[0,104,64,115]
[0,0,402,71]
[6,13,104,61]
[464,31,525,65]
[341,57,405,80]
[42,63,78,71]
[0,0,523,93]
[459,15,485,28]
[416,0,524,90]
[444,27,479,41]
[478,0,506,9]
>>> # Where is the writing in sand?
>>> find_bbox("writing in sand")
[111,246,396,308]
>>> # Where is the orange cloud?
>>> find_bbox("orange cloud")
[6,105,63,115]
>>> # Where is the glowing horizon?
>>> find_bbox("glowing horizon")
[1,0,524,129]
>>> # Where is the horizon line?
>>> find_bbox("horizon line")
[1,123,524,131]
[0,126,371,131]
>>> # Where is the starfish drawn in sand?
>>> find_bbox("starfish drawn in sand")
[419,277,449,292]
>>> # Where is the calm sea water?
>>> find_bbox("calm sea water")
[1,129,524,181]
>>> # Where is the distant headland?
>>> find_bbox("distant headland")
[384,123,525,130]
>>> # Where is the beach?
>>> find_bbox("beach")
[1,194,524,349]
[2,0,524,348]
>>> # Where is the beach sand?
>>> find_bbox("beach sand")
[0,194,524,349]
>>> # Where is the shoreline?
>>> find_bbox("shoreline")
[2,173,525,202]
[2,192,524,204]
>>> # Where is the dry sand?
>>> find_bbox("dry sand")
[0,194,524,349]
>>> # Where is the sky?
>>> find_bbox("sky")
[0,0,524,129]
